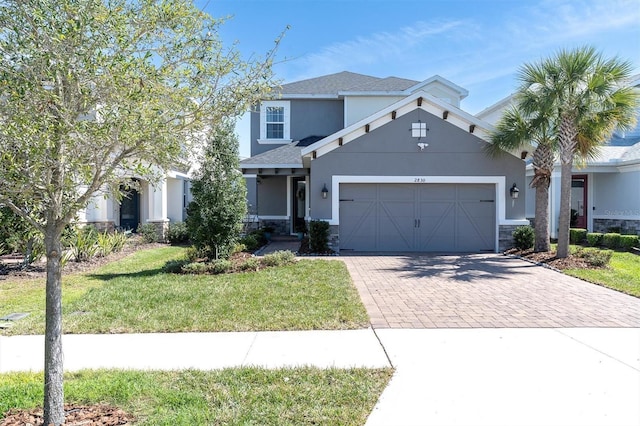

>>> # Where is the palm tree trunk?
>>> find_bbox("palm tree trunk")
[43,224,65,425]
[531,144,553,252]
[557,117,578,259]
[557,158,574,258]
[533,183,551,252]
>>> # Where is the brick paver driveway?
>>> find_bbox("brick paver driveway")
[341,254,640,328]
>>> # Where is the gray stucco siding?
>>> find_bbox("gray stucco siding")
[257,175,287,216]
[250,99,344,156]
[309,109,526,221]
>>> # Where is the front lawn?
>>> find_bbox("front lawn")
[563,250,640,297]
[512,244,640,297]
[0,246,369,335]
[0,368,393,425]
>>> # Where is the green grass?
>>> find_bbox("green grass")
[0,247,369,335]
[564,250,640,297]
[0,368,393,425]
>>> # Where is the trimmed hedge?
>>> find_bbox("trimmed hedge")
[620,234,639,250]
[569,228,587,244]
[586,232,603,247]
[602,233,621,249]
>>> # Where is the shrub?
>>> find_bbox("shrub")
[137,223,159,243]
[577,248,613,267]
[240,229,267,252]
[238,258,260,271]
[184,246,202,262]
[309,220,330,253]
[586,233,603,247]
[163,259,189,273]
[209,259,233,274]
[569,228,587,244]
[181,261,211,274]
[620,234,639,251]
[167,222,190,245]
[262,250,296,267]
[602,233,621,249]
[512,226,534,250]
[70,226,99,262]
[96,231,114,257]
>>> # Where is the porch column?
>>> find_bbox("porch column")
[147,178,169,240]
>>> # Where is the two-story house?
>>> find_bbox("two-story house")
[477,74,640,238]
[240,71,528,252]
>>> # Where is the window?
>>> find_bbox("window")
[259,101,291,143]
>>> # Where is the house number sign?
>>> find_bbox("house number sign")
[414,178,428,183]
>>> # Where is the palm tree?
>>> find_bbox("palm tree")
[488,106,555,252]
[518,46,638,258]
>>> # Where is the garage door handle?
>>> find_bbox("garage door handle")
[340,199,354,202]
[414,219,421,228]
[480,200,495,203]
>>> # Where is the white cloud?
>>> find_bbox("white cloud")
[287,19,472,80]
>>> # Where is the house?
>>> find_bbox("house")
[77,165,193,236]
[477,74,640,237]
[240,71,529,252]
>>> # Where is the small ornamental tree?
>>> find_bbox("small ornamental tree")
[187,121,247,259]
[0,0,282,423]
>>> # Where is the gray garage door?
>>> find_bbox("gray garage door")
[339,183,496,252]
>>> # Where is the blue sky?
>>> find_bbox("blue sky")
[196,0,640,157]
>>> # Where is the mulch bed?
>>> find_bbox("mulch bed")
[296,238,336,256]
[1,404,133,425]
[0,239,165,281]
[504,248,596,270]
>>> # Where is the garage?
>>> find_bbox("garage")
[339,183,496,252]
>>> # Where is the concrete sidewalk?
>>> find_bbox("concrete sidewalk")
[0,329,389,372]
[1,328,639,425]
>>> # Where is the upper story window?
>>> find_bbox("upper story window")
[259,100,291,144]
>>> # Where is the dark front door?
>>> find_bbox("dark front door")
[120,186,140,231]
[571,175,588,229]
[292,177,306,234]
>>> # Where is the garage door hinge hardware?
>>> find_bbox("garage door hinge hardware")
[414,219,421,228]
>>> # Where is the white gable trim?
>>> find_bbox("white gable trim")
[301,90,497,159]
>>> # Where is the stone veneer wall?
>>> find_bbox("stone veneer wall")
[147,220,170,242]
[260,219,290,236]
[498,225,521,252]
[327,225,340,252]
[593,219,640,235]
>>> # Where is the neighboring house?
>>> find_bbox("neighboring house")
[240,71,528,252]
[477,74,640,238]
[78,165,193,236]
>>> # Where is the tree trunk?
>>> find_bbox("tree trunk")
[534,183,551,252]
[43,226,65,425]
[531,143,553,253]
[557,116,578,259]
[557,159,573,258]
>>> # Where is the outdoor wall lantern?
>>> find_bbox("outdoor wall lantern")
[510,183,520,199]
[321,183,329,199]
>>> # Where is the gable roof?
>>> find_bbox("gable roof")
[278,71,469,101]
[300,90,500,159]
[279,71,385,96]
